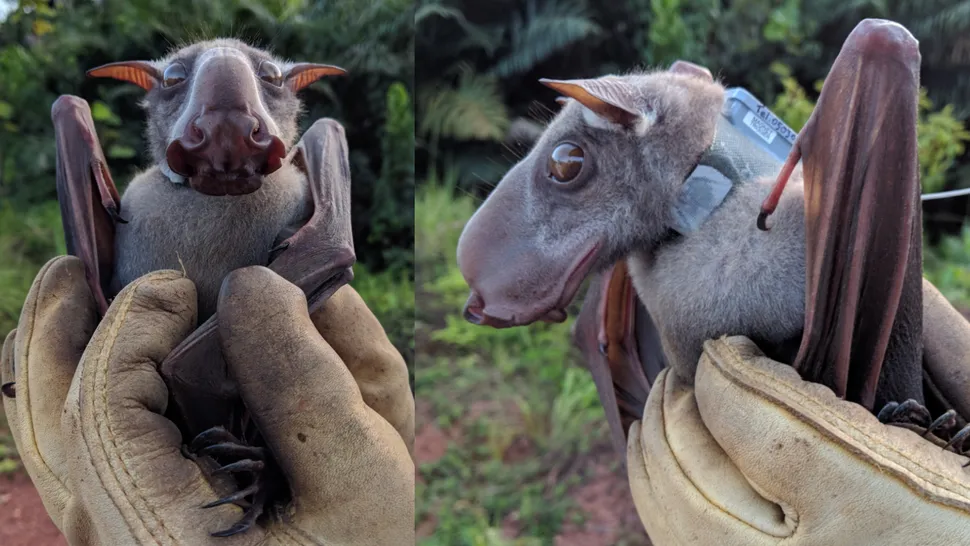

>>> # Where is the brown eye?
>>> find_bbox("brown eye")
[162,63,187,88]
[258,61,283,87]
[548,142,584,183]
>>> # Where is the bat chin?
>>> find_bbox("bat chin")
[462,242,601,328]
[187,173,265,196]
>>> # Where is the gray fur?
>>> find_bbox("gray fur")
[112,164,309,319]
[111,39,318,320]
[459,69,810,379]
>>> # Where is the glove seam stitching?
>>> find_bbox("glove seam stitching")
[81,274,180,545]
[19,258,71,493]
[711,339,970,507]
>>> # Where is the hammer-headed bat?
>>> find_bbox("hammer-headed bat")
[456,20,963,455]
[49,39,355,536]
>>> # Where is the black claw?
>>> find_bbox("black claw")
[214,459,266,475]
[944,425,970,452]
[202,482,261,509]
[270,241,290,254]
[925,410,958,438]
[757,211,771,231]
[1,381,15,398]
[200,442,268,461]
[880,399,931,428]
[877,402,899,423]
[190,426,241,453]
[208,481,268,537]
[106,205,129,224]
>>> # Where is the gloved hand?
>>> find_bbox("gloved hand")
[1,256,414,545]
[629,282,970,546]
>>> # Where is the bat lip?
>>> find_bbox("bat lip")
[462,241,602,328]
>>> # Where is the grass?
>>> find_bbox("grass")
[415,177,632,545]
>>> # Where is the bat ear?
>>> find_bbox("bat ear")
[284,63,347,92]
[87,61,160,91]
[669,60,713,81]
[539,77,647,130]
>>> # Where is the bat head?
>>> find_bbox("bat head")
[87,39,345,196]
[456,67,725,327]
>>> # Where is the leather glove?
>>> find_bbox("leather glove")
[628,281,970,545]
[1,256,414,545]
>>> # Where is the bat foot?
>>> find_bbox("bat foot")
[879,402,970,463]
[189,426,272,537]
[877,399,931,428]
[208,476,268,538]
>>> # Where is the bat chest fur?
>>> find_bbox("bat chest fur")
[111,166,310,320]
[626,177,808,378]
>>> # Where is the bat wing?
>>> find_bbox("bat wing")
[762,20,924,410]
[572,261,665,457]
[52,95,123,316]
[159,118,356,441]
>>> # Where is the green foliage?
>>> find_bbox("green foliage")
[416,180,611,543]
[924,225,970,309]
[0,0,414,273]
[769,66,970,195]
[0,200,65,335]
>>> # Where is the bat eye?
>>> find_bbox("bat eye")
[258,61,284,87]
[548,142,584,183]
[162,63,187,88]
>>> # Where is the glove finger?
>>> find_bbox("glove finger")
[7,256,99,518]
[629,368,781,546]
[66,270,244,541]
[2,329,21,449]
[310,284,414,455]
[695,337,970,524]
[218,266,414,542]
[921,278,970,421]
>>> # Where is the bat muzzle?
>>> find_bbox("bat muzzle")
[165,110,286,196]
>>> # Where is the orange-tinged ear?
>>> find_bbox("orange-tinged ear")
[539,77,643,128]
[285,63,347,92]
[87,61,160,91]
[669,60,713,81]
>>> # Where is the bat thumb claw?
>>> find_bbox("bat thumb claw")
[757,211,772,231]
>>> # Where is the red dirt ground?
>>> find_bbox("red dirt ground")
[0,472,67,546]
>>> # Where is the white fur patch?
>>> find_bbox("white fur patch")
[160,162,186,184]
[580,105,655,136]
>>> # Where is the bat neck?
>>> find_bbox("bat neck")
[668,116,782,236]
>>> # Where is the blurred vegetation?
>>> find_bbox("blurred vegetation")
[415,0,970,543]
[0,0,415,357]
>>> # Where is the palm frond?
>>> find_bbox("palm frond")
[418,65,510,142]
[491,0,602,77]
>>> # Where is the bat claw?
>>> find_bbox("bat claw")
[213,459,266,475]
[878,398,931,428]
[756,210,772,231]
[925,410,958,438]
[943,425,970,452]
[202,482,261,509]
[106,206,128,224]
[189,426,241,453]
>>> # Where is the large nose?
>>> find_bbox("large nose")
[165,53,285,186]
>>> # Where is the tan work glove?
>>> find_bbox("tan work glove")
[629,282,970,545]
[1,256,414,545]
